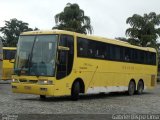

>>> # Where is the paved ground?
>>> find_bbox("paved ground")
[0,80,160,119]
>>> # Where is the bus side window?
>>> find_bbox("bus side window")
[124,48,131,62]
[96,42,105,59]
[77,38,88,57]
[56,35,74,80]
[79,47,84,56]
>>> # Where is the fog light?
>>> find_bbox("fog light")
[38,80,53,85]
[44,81,48,84]
[12,79,19,83]
[48,80,53,84]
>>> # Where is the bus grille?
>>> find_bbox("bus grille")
[19,79,27,82]
[29,80,38,84]
[19,79,38,84]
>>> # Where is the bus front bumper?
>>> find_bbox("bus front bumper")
[11,83,54,96]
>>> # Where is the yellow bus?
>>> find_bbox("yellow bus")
[11,30,157,100]
[0,40,3,80]
[2,47,16,80]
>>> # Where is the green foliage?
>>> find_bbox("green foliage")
[0,18,33,47]
[53,3,93,34]
[126,12,160,50]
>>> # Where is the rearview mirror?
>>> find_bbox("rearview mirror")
[58,46,70,51]
[9,59,15,63]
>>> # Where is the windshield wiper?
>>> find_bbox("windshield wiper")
[19,37,37,76]
[17,54,31,76]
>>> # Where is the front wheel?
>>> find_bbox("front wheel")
[40,95,46,99]
[71,82,80,101]
[128,81,135,96]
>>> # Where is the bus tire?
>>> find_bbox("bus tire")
[71,81,80,101]
[128,80,135,96]
[40,95,46,99]
[137,80,144,95]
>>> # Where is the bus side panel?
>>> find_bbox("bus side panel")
[0,61,2,80]
[76,58,157,94]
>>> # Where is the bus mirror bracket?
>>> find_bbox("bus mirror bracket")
[9,59,15,63]
[58,46,70,51]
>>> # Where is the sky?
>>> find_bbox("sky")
[0,0,160,39]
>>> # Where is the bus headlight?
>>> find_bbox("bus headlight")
[12,79,19,83]
[38,80,53,85]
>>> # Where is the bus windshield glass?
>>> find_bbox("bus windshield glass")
[14,35,58,76]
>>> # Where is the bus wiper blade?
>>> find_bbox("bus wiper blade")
[17,66,29,76]
[17,54,31,76]
[25,54,31,68]
[14,67,24,76]
[19,66,24,76]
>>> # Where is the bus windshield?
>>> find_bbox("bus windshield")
[14,35,58,76]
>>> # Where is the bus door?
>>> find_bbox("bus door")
[56,35,74,94]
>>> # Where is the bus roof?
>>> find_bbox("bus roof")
[21,30,156,53]
[3,47,16,50]
[21,30,75,36]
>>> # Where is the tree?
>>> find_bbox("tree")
[126,12,160,50]
[0,18,33,47]
[53,3,93,34]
